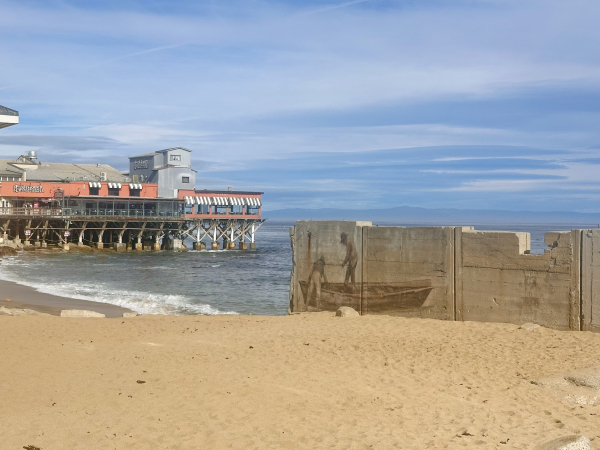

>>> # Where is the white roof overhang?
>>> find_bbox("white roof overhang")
[0,114,18,130]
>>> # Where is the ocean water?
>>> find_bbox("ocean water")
[0,222,595,315]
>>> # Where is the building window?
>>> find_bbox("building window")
[89,187,100,195]
[130,189,141,197]
[182,176,190,183]
[171,155,181,161]
[108,188,120,196]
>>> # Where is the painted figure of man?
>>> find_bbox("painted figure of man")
[340,232,358,292]
[306,256,328,309]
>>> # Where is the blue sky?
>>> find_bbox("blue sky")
[1,0,599,212]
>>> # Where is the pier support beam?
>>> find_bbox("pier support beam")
[136,223,146,250]
[113,243,126,252]
[239,242,248,250]
[211,241,219,250]
[24,219,32,246]
[41,220,48,247]
[172,239,183,252]
[117,222,128,244]
[78,222,87,246]
[1,219,9,244]
[97,223,107,249]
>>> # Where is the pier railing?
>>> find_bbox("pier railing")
[0,207,183,219]
[0,207,65,218]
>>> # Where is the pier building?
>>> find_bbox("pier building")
[0,106,264,251]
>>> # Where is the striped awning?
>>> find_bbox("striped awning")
[185,196,262,207]
[89,182,102,188]
[129,183,143,190]
[108,183,122,189]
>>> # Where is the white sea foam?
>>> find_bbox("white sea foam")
[0,259,237,316]
[139,265,179,270]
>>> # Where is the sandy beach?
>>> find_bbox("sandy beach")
[1,313,599,449]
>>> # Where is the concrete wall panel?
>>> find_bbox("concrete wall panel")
[459,230,574,330]
[581,229,600,332]
[363,226,454,319]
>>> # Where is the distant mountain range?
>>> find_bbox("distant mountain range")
[263,206,600,226]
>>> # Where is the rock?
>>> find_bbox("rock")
[122,312,139,318]
[536,367,600,406]
[0,306,50,316]
[519,322,541,331]
[535,435,591,450]
[336,306,359,317]
[0,246,18,257]
[70,244,93,253]
[60,309,105,318]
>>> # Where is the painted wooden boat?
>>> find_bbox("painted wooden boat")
[299,279,434,313]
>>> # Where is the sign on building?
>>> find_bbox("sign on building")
[134,160,149,169]
[13,185,44,193]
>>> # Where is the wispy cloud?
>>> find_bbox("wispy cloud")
[296,0,370,16]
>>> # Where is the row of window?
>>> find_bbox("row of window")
[185,205,260,215]
[0,176,21,181]
[89,187,141,196]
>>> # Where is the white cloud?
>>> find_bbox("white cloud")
[2,0,600,132]
[446,179,558,192]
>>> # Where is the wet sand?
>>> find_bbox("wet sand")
[0,312,599,449]
[0,278,131,317]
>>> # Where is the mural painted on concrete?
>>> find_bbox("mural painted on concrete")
[300,231,435,314]
[291,221,455,319]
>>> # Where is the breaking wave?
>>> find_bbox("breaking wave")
[0,257,237,316]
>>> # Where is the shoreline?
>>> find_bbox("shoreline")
[0,278,132,317]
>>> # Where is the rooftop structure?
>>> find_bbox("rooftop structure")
[0,152,127,183]
[129,147,196,198]
[0,105,18,129]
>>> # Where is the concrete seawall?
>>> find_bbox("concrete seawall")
[289,221,600,331]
